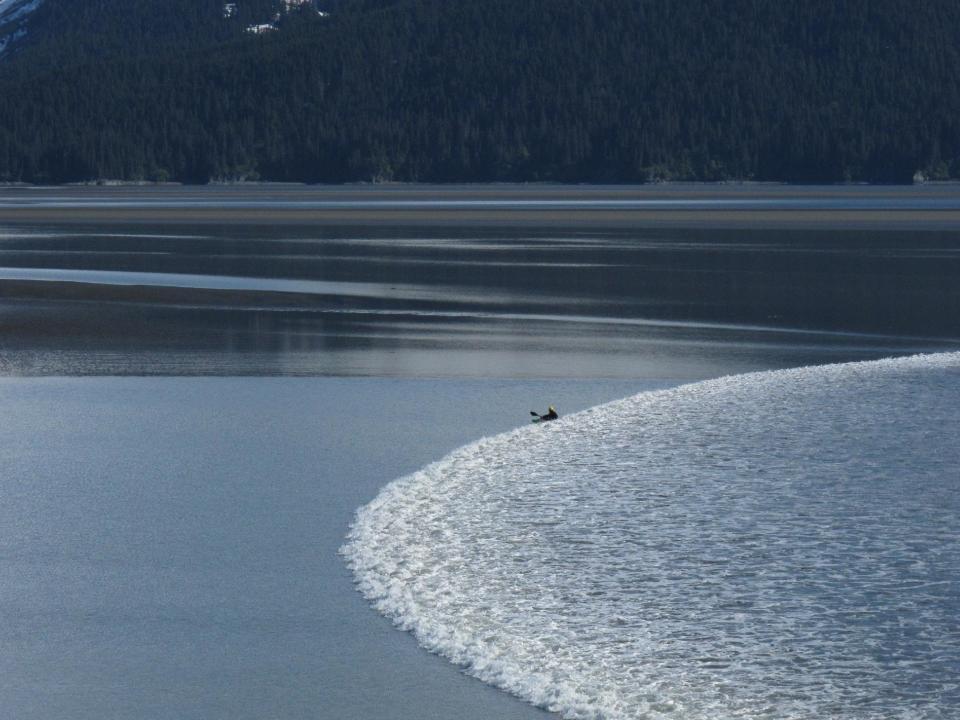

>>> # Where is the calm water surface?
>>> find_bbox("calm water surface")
[1,187,958,377]
[0,376,658,720]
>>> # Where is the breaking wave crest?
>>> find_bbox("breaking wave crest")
[342,353,960,720]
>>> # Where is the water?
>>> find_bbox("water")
[343,353,960,719]
[4,183,960,212]
[0,376,651,720]
[2,186,960,377]
[2,186,959,719]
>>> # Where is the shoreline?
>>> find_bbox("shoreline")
[6,207,960,229]
[3,183,960,228]
[5,179,960,188]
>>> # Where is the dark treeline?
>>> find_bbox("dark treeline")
[2,0,960,184]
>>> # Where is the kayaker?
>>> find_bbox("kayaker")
[532,405,559,422]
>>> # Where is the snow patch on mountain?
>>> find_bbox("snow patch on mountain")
[0,0,41,24]
[237,0,329,35]
[0,0,41,57]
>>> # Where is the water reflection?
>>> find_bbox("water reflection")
[0,222,957,377]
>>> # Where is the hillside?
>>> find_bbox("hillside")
[1,0,959,184]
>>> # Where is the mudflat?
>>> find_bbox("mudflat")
[3,183,960,228]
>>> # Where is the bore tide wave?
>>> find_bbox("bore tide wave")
[342,354,960,719]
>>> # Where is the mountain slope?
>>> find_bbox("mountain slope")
[0,0,292,69]
[1,0,959,184]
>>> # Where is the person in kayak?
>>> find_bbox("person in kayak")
[532,405,559,422]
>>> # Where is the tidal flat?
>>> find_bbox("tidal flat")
[4,183,960,228]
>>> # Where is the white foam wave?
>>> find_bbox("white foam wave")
[342,353,960,719]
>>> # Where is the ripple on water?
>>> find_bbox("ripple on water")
[343,353,960,720]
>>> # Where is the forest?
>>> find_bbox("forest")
[1,0,959,184]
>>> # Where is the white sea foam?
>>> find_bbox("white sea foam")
[342,353,960,719]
